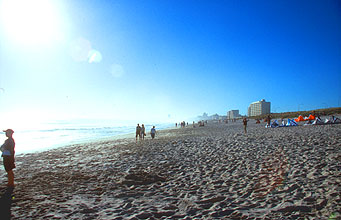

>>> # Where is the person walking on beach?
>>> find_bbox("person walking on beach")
[266,114,271,128]
[1,129,15,187]
[243,118,248,134]
[136,124,141,142]
[150,126,156,139]
[141,124,146,140]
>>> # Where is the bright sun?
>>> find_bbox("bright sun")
[0,0,63,45]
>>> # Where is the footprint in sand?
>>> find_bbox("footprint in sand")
[252,148,289,198]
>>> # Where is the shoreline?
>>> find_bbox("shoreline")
[2,121,340,219]
[14,124,178,156]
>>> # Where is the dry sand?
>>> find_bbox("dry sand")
[1,121,340,219]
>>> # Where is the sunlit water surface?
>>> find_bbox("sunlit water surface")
[0,119,173,154]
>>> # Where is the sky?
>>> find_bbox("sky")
[0,0,340,125]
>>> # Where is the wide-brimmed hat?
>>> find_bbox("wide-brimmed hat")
[3,129,14,134]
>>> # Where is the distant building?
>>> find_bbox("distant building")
[227,110,240,119]
[248,99,271,117]
[197,112,210,120]
[211,114,220,120]
[220,116,227,120]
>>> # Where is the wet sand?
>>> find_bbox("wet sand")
[1,120,340,219]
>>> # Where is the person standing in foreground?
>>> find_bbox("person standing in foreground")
[1,129,15,187]
[141,124,146,140]
[150,126,156,139]
[136,124,141,143]
[243,118,248,134]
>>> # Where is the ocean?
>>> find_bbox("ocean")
[0,119,174,155]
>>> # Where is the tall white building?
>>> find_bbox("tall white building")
[227,110,240,119]
[248,99,271,117]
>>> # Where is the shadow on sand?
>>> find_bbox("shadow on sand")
[0,186,14,219]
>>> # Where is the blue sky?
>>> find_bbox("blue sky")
[0,0,340,125]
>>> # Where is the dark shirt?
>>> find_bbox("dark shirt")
[1,137,15,156]
[136,126,141,134]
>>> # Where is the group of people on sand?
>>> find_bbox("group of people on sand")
[135,124,156,142]
[175,121,188,128]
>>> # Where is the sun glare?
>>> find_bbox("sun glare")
[0,0,63,45]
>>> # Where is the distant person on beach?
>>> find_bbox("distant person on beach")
[266,115,271,127]
[136,124,141,142]
[1,129,15,187]
[243,118,248,134]
[141,124,146,140]
[151,126,156,139]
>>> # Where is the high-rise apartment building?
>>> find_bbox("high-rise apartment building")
[227,110,240,119]
[248,99,271,117]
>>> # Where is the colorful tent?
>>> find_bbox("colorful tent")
[270,120,279,128]
[286,119,298,126]
[324,117,340,124]
[305,117,322,125]
[312,118,324,125]
[308,114,316,120]
[295,115,305,122]
[281,120,286,126]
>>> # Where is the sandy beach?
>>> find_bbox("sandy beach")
[1,120,340,219]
